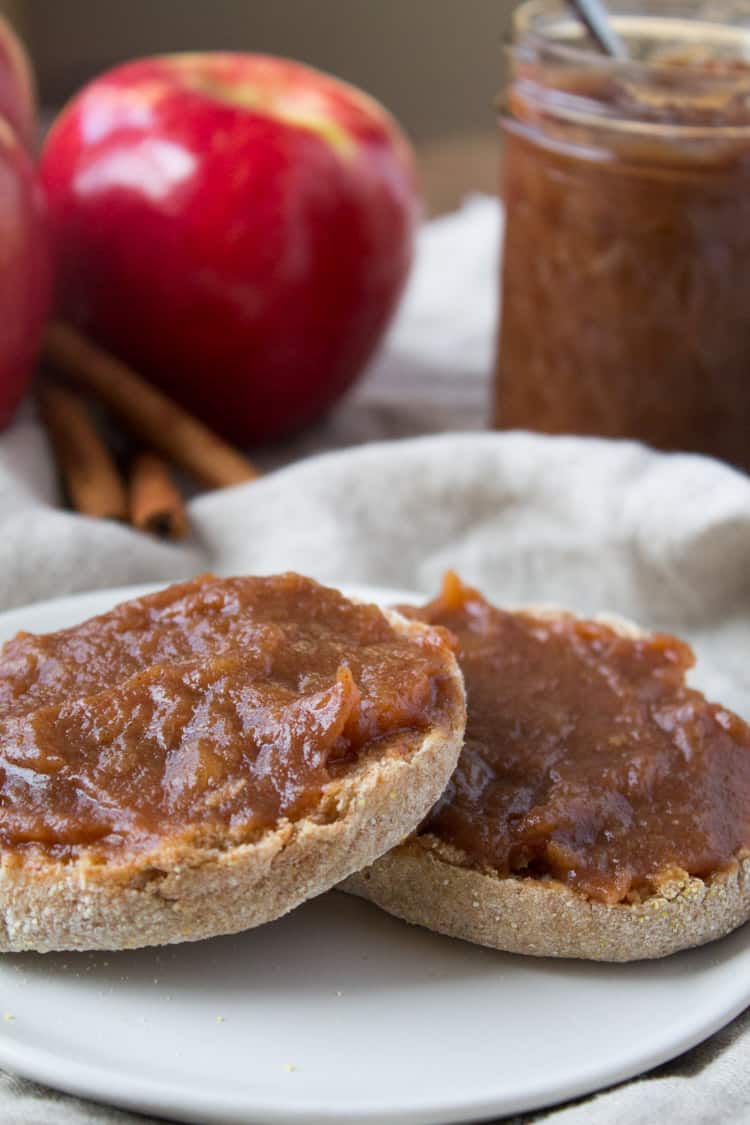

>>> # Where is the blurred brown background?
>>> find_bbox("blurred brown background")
[0,0,515,213]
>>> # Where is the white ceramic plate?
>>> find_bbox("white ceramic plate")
[0,582,748,1125]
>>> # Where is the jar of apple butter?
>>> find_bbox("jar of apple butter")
[495,0,750,472]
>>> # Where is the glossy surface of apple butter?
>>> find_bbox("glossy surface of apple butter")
[0,574,457,860]
[404,574,750,904]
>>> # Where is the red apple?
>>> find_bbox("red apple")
[0,15,36,150]
[40,53,419,444]
[0,120,50,428]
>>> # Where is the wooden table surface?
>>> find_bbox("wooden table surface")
[416,131,500,216]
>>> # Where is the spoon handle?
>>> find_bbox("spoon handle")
[570,0,629,59]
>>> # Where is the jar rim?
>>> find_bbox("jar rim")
[513,0,750,69]
[509,0,750,137]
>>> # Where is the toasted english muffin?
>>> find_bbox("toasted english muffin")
[0,574,465,952]
[344,576,750,961]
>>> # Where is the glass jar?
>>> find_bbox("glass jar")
[494,0,750,472]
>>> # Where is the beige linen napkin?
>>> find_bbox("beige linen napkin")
[0,197,749,1123]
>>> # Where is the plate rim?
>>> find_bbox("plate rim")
[0,957,748,1125]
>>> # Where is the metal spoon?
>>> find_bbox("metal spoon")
[569,0,629,59]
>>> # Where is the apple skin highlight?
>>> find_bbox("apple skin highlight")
[40,53,419,444]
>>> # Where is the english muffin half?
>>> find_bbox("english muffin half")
[0,573,465,952]
[344,573,750,961]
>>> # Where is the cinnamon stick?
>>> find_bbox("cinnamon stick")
[129,452,188,540]
[37,380,129,521]
[44,321,260,489]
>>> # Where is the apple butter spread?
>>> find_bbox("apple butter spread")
[495,3,750,471]
[403,574,750,905]
[0,574,457,860]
